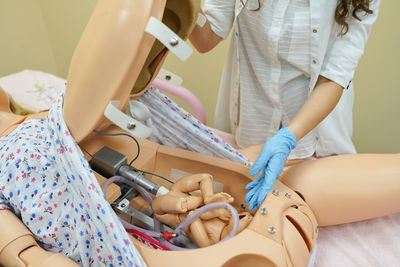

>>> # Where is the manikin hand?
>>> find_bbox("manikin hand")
[244,127,297,210]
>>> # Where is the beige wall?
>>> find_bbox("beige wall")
[37,0,97,77]
[0,0,399,152]
[162,40,231,127]
[352,0,400,153]
[0,0,58,76]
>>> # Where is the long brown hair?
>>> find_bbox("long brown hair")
[241,0,373,36]
[336,0,373,35]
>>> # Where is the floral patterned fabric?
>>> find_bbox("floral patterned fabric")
[0,89,146,266]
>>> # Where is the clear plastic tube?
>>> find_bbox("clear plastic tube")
[174,202,239,242]
[159,202,240,251]
[102,176,240,250]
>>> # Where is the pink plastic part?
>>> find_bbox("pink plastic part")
[125,228,171,251]
[152,78,207,124]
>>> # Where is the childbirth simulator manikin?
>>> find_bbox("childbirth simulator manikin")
[0,0,399,266]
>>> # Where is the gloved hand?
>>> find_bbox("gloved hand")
[244,127,297,210]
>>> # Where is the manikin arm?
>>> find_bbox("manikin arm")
[63,0,166,143]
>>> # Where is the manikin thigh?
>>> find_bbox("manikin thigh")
[279,154,400,226]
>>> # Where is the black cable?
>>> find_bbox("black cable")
[93,129,174,184]
[131,167,175,184]
[93,129,140,165]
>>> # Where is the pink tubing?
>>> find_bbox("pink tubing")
[152,78,207,124]
[102,176,239,250]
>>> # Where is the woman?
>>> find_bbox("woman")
[189,0,380,210]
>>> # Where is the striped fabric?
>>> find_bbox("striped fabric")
[234,0,315,158]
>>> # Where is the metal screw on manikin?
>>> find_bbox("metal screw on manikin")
[127,123,136,130]
[268,226,277,234]
[261,208,268,215]
[169,37,179,46]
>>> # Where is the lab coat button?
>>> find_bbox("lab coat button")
[312,28,318,33]
[312,59,318,64]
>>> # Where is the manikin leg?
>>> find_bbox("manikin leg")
[280,154,400,226]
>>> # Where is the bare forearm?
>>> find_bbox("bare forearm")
[189,11,222,53]
[239,76,342,159]
[287,76,343,141]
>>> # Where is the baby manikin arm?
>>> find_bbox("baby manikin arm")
[169,173,234,204]
[0,210,78,267]
[280,153,400,226]
[152,173,234,215]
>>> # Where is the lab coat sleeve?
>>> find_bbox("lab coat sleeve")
[203,0,236,39]
[320,0,381,88]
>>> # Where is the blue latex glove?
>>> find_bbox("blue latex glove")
[244,127,297,210]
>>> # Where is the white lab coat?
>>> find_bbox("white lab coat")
[206,0,380,157]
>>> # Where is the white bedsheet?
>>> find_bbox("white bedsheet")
[315,212,400,267]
